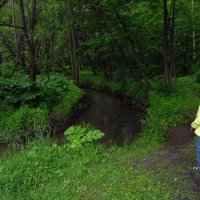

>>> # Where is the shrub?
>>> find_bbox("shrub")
[0,61,14,78]
[0,74,33,105]
[0,73,83,113]
[52,80,84,118]
[64,124,105,148]
[0,106,50,142]
[141,90,199,144]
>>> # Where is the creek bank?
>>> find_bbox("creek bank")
[166,108,196,146]
[80,83,148,113]
[50,94,90,143]
[0,94,87,156]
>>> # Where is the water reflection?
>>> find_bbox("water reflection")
[77,90,141,145]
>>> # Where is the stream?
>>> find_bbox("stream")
[0,89,143,155]
[54,89,143,146]
[75,89,142,145]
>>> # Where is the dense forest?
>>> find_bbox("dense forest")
[1,0,200,83]
[1,0,200,199]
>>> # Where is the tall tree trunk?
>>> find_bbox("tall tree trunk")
[163,0,176,84]
[18,0,36,82]
[87,52,96,75]
[11,0,18,63]
[170,0,176,79]
[71,25,79,85]
[12,0,25,69]
[163,0,170,84]
[67,9,79,85]
[191,0,196,61]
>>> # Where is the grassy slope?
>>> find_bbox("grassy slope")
[0,71,200,199]
[0,139,173,200]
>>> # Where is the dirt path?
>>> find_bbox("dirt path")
[133,120,200,199]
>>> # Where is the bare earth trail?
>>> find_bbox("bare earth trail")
[133,110,200,199]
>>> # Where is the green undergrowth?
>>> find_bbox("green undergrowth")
[36,73,84,114]
[51,80,84,119]
[0,106,50,143]
[0,72,84,113]
[80,70,123,94]
[0,73,84,142]
[140,76,200,144]
[0,138,174,200]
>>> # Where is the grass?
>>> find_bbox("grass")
[0,138,174,200]
[0,137,198,199]
[0,106,50,142]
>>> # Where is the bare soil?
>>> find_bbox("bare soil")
[133,109,200,199]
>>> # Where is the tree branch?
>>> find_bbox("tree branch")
[0,23,24,29]
[2,49,28,60]
[0,0,10,9]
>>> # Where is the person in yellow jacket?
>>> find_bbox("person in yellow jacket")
[191,106,200,172]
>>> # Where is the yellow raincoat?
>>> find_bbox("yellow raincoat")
[191,106,200,136]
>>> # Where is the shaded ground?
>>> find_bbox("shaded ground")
[133,115,200,199]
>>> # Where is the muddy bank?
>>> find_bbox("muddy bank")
[166,109,196,146]
[167,125,193,146]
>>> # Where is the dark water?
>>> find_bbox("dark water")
[76,90,141,145]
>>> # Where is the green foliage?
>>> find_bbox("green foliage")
[0,106,50,142]
[36,73,70,110]
[0,61,14,78]
[0,72,84,113]
[141,91,199,144]
[0,73,36,105]
[64,124,104,148]
[0,72,84,141]
[52,79,84,118]
[139,75,200,144]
